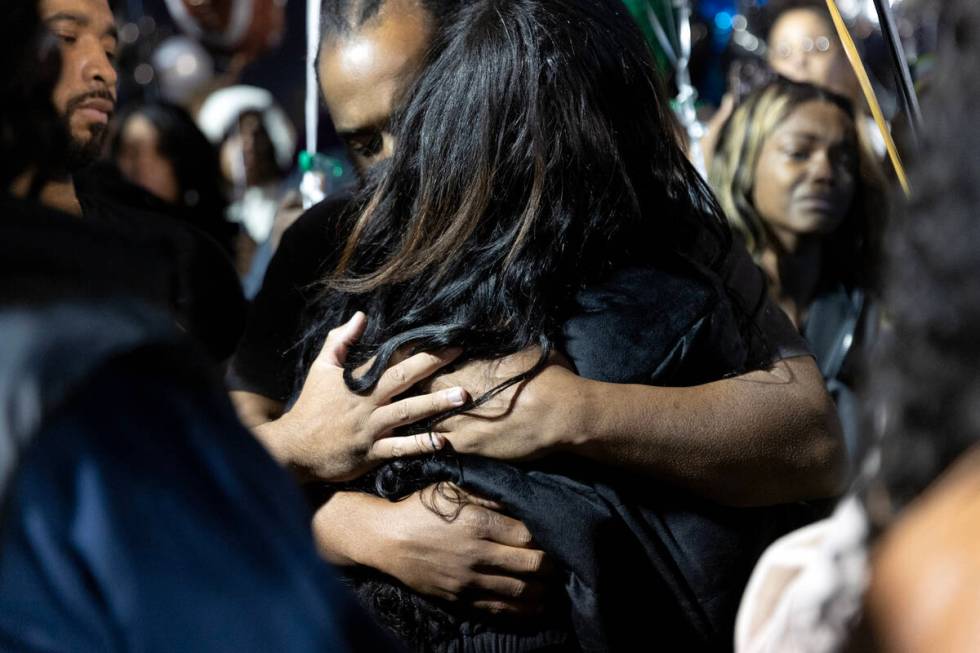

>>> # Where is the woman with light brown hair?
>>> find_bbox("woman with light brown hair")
[710,76,887,454]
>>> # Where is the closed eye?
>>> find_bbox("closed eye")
[347,132,384,158]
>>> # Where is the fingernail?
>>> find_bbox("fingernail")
[431,434,447,450]
[447,387,466,405]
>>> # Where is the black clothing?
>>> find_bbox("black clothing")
[0,196,170,309]
[719,235,810,363]
[229,200,810,402]
[0,197,395,651]
[344,261,815,653]
[228,194,353,399]
[77,161,239,256]
[0,302,396,652]
[73,164,247,361]
[804,284,877,459]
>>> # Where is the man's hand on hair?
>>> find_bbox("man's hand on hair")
[253,312,469,482]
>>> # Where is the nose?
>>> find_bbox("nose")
[808,149,834,185]
[791,51,811,77]
[82,40,117,90]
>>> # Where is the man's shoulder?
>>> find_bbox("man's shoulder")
[280,191,356,249]
[260,190,357,302]
[226,192,357,400]
[74,161,172,215]
[74,161,227,252]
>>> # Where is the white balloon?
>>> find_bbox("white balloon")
[151,36,215,104]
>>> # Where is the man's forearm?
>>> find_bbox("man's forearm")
[564,356,846,506]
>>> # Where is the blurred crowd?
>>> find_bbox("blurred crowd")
[1,0,978,651]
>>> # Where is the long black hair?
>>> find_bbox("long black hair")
[112,101,227,215]
[1,0,67,194]
[303,0,735,408]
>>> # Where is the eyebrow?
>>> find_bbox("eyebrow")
[45,12,119,41]
[779,131,856,149]
[780,132,821,141]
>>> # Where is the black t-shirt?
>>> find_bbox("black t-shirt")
[719,233,811,364]
[0,196,171,309]
[227,194,353,399]
[72,165,247,362]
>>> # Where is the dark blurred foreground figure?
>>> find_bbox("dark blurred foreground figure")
[0,3,395,651]
[859,0,980,649]
[8,0,246,363]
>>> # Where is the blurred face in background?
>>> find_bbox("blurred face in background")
[115,113,181,204]
[317,0,432,177]
[752,99,857,250]
[40,0,118,168]
[767,9,858,101]
[220,111,280,188]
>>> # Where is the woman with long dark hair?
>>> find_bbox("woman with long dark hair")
[111,101,238,256]
[282,0,821,649]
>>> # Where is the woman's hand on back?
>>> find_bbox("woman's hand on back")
[253,312,469,482]
[314,487,555,616]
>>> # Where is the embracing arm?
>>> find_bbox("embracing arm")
[231,314,553,614]
[313,488,551,615]
[434,353,846,507]
[240,312,467,482]
[574,355,846,505]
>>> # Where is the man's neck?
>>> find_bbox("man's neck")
[40,177,83,216]
[10,171,83,216]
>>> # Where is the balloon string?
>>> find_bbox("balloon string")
[825,0,910,196]
[645,5,678,66]
[305,0,322,156]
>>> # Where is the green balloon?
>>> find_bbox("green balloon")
[620,0,676,75]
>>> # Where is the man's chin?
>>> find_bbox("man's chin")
[65,127,107,172]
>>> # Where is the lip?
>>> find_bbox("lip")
[75,98,115,124]
[795,195,840,212]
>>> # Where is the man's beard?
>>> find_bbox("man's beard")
[64,124,107,171]
[62,90,114,171]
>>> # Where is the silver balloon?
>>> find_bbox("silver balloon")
[151,36,215,104]
[836,0,906,24]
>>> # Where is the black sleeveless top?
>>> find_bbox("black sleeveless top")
[339,260,815,652]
